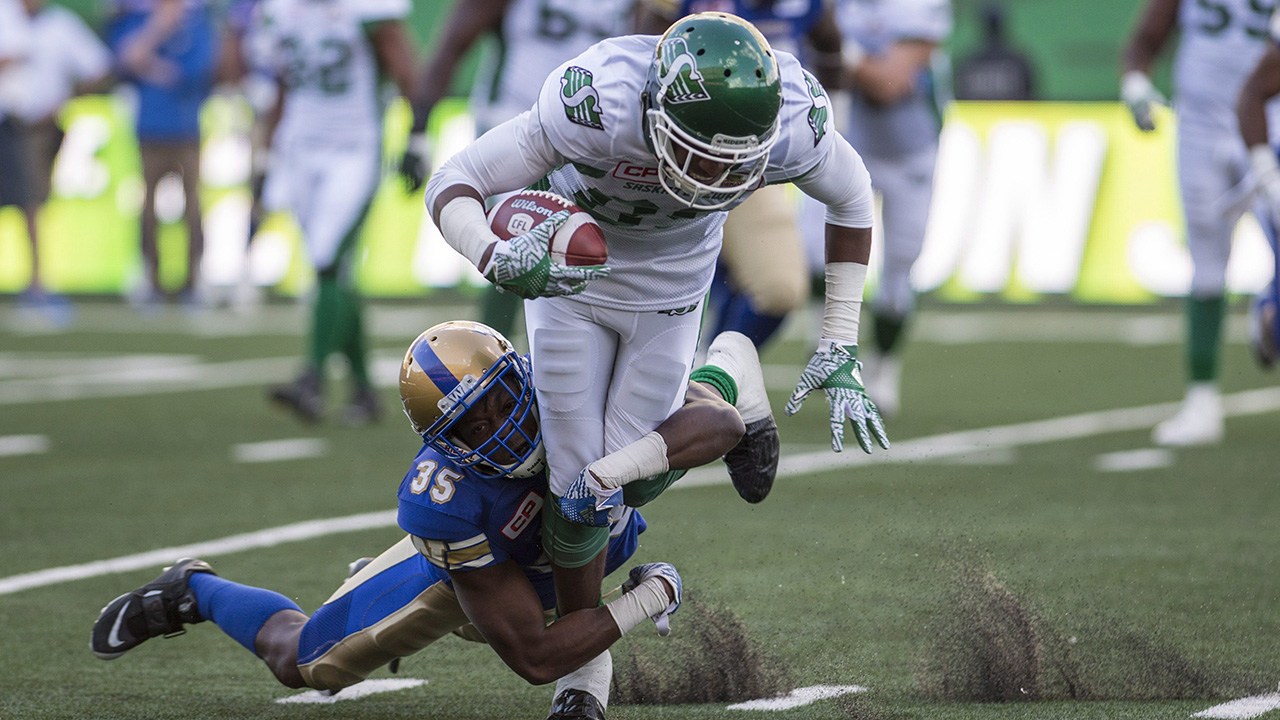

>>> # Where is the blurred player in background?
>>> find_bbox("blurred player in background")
[1122,0,1279,446]
[90,319,766,718]
[424,13,888,709]
[10,0,113,325]
[0,0,36,308]
[106,0,219,310]
[408,0,632,344]
[634,0,843,350]
[804,0,951,418]
[256,0,425,426]
[952,3,1035,102]
[1236,14,1280,370]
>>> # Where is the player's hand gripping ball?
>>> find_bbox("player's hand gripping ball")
[484,191,609,299]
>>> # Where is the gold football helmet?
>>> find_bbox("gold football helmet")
[400,321,545,478]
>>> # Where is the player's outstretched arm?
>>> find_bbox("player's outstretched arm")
[788,136,889,454]
[448,560,678,685]
[1120,0,1178,132]
[1240,46,1280,228]
[368,19,428,191]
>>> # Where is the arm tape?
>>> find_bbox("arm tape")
[605,577,669,635]
[439,195,497,271]
[821,261,868,346]
[587,432,669,490]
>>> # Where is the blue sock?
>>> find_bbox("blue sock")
[720,292,787,347]
[188,572,303,655]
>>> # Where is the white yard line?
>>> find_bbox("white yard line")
[0,434,49,457]
[3,387,1280,597]
[1094,448,1175,473]
[1193,693,1280,719]
[727,685,867,710]
[232,439,327,464]
[276,679,428,704]
[0,511,395,596]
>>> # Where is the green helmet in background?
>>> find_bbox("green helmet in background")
[642,13,783,211]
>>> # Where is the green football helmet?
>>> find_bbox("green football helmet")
[642,13,783,211]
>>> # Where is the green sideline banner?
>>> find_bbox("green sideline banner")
[0,98,1272,301]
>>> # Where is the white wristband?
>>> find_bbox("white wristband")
[586,432,669,490]
[605,576,670,635]
[439,195,498,272]
[1120,71,1153,102]
[821,261,867,346]
[843,41,867,72]
[1250,144,1279,179]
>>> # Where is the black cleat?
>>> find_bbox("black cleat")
[724,416,780,504]
[546,689,606,720]
[342,385,383,427]
[269,371,323,423]
[90,558,214,660]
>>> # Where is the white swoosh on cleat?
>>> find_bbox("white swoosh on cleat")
[106,600,131,648]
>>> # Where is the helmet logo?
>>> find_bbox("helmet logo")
[803,70,829,147]
[656,38,710,105]
[560,66,604,130]
[436,374,480,413]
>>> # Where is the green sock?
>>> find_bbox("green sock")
[690,365,738,407]
[339,284,369,387]
[1187,295,1226,383]
[874,312,910,355]
[309,276,342,370]
[481,286,523,339]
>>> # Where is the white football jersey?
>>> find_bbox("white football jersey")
[1175,0,1276,133]
[253,0,409,146]
[836,0,951,158]
[470,0,630,133]
[531,35,864,310]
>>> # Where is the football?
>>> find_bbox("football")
[487,190,608,266]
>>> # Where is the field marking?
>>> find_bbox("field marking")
[1094,448,1175,473]
[1192,693,1280,719]
[727,684,867,710]
[3,386,1280,597]
[0,511,395,596]
[0,434,49,457]
[233,438,327,464]
[275,679,428,704]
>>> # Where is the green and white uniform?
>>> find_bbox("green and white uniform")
[253,0,407,269]
[425,35,873,540]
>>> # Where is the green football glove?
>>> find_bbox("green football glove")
[785,340,890,454]
[483,210,610,299]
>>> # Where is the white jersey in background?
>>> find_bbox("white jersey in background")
[253,0,409,147]
[470,0,631,133]
[836,0,951,158]
[1175,0,1275,134]
[425,35,873,311]
[0,0,31,118]
[14,5,112,123]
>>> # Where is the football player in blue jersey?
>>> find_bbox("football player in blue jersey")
[1237,33,1280,370]
[90,320,768,719]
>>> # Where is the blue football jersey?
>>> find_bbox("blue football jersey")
[679,0,824,57]
[397,443,644,610]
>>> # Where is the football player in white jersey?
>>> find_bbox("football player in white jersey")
[253,0,423,426]
[1237,10,1280,369]
[423,16,889,707]
[408,0,632,342]
[806,0,951,419]
[1122,0,1279,445]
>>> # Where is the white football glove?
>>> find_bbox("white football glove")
[1121,71,1166,133]
[785,340,890,454]
[481,210,609,299]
